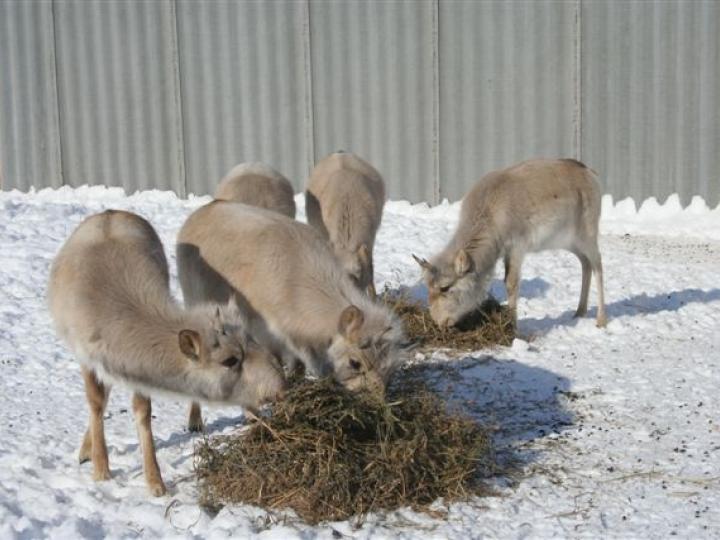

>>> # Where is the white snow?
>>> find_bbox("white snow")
[1,186,719,539]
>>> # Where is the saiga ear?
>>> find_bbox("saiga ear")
[411,254,434,272]
[454,249,473,276]
[178,329,202,361]
[338,305,365,342]
[212,306,224,334]
[227,295,242,319]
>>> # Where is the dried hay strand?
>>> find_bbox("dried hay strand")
[380,290,515,350]
[195,378,496,524]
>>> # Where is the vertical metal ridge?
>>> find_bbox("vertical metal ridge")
[1,0,718,207]
[439,0,575,201]
[574,0,582,160]
[177,1,309,194]
[47,0,64,188]
[431,0,440,204]
[53,0,183,193]
[170,0,187,198]
[0,4,16,188]
[137,7,155,188]
[698,0,720,205]
[19,5,36,181]
[302,0,315,177]
[0,0,62,190]
[252,4,268,161]
[217,2,233,172]
[310,0,435,202]
[582,0,719,206]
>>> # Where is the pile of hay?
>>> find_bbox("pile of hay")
[195,379,495,524]
[381,291,515,350]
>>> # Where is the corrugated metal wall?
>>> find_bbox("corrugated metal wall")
[310,0,436,202]
[53,0,184,194]
[1,0,718,207]
[582,0,720,206]
[0,0,62,191]
[176,0,310,194]
[438,0,577,201]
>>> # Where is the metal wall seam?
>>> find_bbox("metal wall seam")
[438,1,576,201]
[309,0,436,203]
[302,0,315,181]
[431,0,440,204]
[0,0,63,190]
[53,0,184,193]
[50,0,64,187]
[581,0,719,206]
[574,0,582,161]
[176,1,309,195]
[1,0,718,207]
[170,0,187,198]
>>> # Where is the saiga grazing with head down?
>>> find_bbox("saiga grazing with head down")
[215,162,296,218]
[48,210,286,496]
[177,201,410,396]
[306,152,385,297]
[414,158,607,328]
[184,162,296,431]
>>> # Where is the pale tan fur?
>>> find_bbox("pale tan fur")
[306,152,385,297]
[177,201,409,395]
[215,162,296,218]
[185,162,295,429]
[415,158,607,328]
[48,210,286,496]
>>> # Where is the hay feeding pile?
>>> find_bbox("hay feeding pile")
[381,291,515,350]
[195,379,495,524]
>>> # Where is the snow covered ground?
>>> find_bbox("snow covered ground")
[1,186,718,539]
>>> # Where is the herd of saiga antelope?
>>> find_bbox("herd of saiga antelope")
[48,152,607,496]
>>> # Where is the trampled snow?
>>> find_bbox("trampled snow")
[0,186,718,539]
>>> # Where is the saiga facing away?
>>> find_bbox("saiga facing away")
[215,162,296,218]
[306,152,385,297]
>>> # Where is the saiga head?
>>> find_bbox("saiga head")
[178,298,286,411]
[413,249,490,328]
[327,304,412,395]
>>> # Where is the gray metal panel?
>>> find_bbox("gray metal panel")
[582,0,720,207]
[310,0,436,203]
[177,0,309,196]
[1,0,718,207]
[53,0,184,194]
[439,0,577,202]
[0,0,62,190]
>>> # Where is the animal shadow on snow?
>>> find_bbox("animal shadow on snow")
[522,287,720,336]
[110,411,250,482]
[400,354,573,470]
[386,285,572,468]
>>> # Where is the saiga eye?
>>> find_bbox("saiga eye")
[222,356,241,368]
